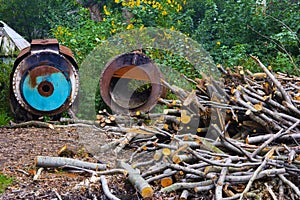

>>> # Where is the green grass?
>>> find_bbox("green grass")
[0,112,11,126]
[0,174,13,194]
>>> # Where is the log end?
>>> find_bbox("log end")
[172,155,181,164]
[161,177,173,188]
[141,186,154,199]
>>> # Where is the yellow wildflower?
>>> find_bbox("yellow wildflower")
[170,26,175,31]
[139,24,145,30]
[103,5,111,16]
[114,0,119,3]
[128,0,134,7]
[268,65,272,70]
[162,10,168,16]
[176,4,182,12]
[137,0,141,6]
[216,41,221,45]
[57,26,62,31]
[111,29,116,34]
[158,4,162,10]
[127,23,134,30]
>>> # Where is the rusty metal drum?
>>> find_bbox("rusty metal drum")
[10,39,79,120]
[100,52,165,114]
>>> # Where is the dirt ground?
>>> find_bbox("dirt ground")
[0,126,140,200]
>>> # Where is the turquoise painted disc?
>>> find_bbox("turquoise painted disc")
[22,71,71,111]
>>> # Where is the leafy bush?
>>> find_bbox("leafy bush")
[0,61,13,125]
[191,0,300,74]
[49,0,299,75]
[0,61,12,112]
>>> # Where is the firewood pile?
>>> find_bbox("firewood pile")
[76,56,298,199]
[20,56,299,199]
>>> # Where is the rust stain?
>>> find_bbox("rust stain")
[28,66,60,88]
[11,38,79,118]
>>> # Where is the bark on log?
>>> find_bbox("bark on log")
[118,160,154,199]
[35,156,106,170]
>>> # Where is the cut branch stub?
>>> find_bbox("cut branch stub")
[118,160,154,199]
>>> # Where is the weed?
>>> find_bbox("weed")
[0,174,13,194]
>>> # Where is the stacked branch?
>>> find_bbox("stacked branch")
[94,56,300,199]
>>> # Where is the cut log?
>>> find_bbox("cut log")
[35,156,106,170]
[160,169,173,188]
[118,160,154,199]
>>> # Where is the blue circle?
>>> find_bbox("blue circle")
[22,72,71,111]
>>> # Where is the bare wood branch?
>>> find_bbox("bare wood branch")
[161,180,214,193]
[278,174,300,197]
[251,120,300,158]
[238,148,275,200]
[100,175,121,200]
[118,160,154,199]
[179,190,190,200]
[264,183,278,200]
[250,55,299,116]
[35,156,106,170]
[215,158,231,200]
[33,167,44,181]
[9,120,54,129]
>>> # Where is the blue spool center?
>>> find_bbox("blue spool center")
[21,66,71,112]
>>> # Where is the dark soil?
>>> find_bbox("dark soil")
[0,127,139,200]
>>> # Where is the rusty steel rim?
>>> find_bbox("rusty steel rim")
[100,52,165,114]
[11,39,79,116]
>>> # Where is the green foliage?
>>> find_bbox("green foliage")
[144,48,200,80]
[0,61,13,125]
[0,174,13,194]
[0,112,12,126]
[50,0,194,63]
[47,0,299,75]
[116,0,194,33]
[0,61,12,113]
[1,0,299,72]
[0,0,80,40]
[192,0,300,75]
